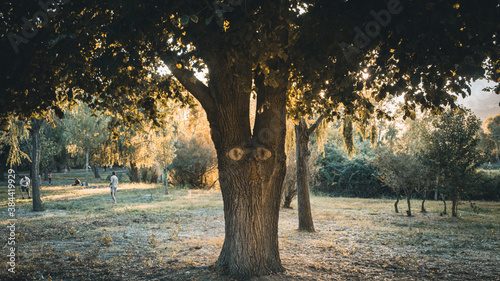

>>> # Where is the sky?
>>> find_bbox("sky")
[457,79,500,121]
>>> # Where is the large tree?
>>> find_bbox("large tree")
[2,0,499,277]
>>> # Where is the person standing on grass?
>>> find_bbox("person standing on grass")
[48,173,52,184]
[19,175,31,199]
[110,172,119,203]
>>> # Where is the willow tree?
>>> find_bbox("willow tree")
[2,0,499,277]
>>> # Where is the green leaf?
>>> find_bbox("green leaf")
[180,15,189,26]
[215,9,223,18]
[205,16,213,25]
[190,15,199,23]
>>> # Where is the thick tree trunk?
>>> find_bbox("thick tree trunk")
[421,198,427,213]
[29,118,44,212]
[216,159,286,278]
[204,54,288,278]
[129,162,140,183]
[295,118,315,232]
[212,103,287,277]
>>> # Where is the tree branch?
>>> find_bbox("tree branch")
[160,53,215,113]
[306,115,325,136]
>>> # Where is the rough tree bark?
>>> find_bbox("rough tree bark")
[294,116,324,232]
[210,64,287,278]
[29,118,44,212]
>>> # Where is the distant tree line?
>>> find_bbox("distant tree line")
[312,108,500,216]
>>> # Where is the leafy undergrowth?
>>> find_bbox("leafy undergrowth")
[0,183,499,280]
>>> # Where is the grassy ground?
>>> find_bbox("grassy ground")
[0,176,499,280]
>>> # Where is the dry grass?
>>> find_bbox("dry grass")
[0,182,499,280]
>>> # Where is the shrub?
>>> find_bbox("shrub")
[314,145,391,198]
[469,169,500,201]
[170,133,217,189]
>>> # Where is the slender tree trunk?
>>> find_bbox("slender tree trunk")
[441,194,447,215]
[451,194,459,217]
[295,118,315,232]
[164,167,169,194]
[84,149,89,186]
[93,164,101,178]
[394,192,400,213]
[405,190,412,217]
[29,118,44,212]
[282,181,296,209]
[421,188,427,213]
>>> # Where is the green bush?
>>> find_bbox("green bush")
[170,133,217,189]
[470,170,500,201]
[314,146,391,198]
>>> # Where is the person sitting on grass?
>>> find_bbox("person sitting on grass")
[72,178,81,186]
[19,175,31,199]
[109,172,119,204]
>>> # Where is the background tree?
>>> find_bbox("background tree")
[483,113,500,163]
[63,102,110,185]
[39,125,62,181]
[423,109,484,217]
[372,147,427,216]
[294,116,324,232]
